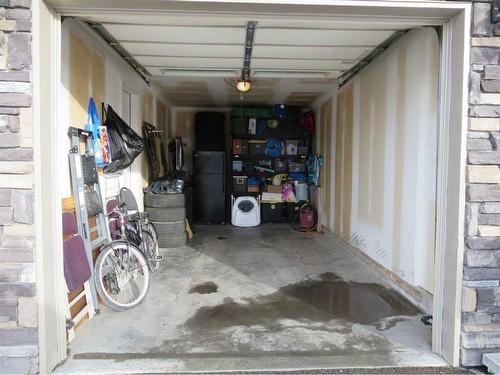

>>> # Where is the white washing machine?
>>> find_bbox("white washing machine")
[231,195,261,227]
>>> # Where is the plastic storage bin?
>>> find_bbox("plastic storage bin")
[231,107,273,119]
[233,176,247,192]
[233,139,248,154]
[232,117,249,135]
[295,183,309,201]
[232,160,243,172]
[285,202,301,222]
[262,202,285,223]
[249,141,266,155]
[244,161,255,173]
[289,161,307,173]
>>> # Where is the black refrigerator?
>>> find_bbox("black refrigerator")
[193,151,226,223]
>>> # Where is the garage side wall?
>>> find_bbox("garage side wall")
[330,28,439,293]
[60,19,170,205]
[461,0,500,366]
[0,1,37,373]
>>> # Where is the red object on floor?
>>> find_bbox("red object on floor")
[299,207,315,229]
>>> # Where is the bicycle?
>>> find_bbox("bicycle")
[118,188,162,272]
[94,202,150,311]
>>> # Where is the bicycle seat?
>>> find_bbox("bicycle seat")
[119,187,139,212]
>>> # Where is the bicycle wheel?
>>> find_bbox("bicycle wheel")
[145,223,160,272]
[94,241,150,311]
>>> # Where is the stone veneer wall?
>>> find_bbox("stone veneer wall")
[0,0,498,372]
[462,0,500,367]
[0,0,36,373]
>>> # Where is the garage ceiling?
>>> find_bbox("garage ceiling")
[78,13,420,107]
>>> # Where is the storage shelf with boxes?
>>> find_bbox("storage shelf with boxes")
[229,105,314,225]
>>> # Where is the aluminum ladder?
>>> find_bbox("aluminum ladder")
[67,126,109,315]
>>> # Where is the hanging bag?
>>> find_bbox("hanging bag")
[299,110,315,136]
[102,104,145,174]
[85,98,111,167]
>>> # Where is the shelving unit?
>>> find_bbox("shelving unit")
[228,107,312,203]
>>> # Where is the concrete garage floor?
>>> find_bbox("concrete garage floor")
[57,224,449,374]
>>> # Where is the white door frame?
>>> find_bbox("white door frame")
[33,1,66,373]
[35,1,471,371]
[433,6,471,363]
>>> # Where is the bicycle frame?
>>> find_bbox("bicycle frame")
[105,193,160,271]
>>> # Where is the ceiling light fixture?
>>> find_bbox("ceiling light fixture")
[236,79,251,92]
[222,21,256,96]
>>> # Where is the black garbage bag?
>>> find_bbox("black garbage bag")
[103,104,145,174]
[144,171,186,194]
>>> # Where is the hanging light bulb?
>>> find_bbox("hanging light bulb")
[236,79,251,93]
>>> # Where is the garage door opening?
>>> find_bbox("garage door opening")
[41,2,470,373]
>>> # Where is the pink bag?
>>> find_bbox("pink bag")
[282,183,296,202]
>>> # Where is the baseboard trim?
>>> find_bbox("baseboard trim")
[324,229,433,314]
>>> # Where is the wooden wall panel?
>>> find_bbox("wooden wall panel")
[334,84,353,241]
[69,32,105,129]
[332,28,439,292]
[143,90,153,125]
[320,99,333,230]
[358,64,387,228]
[156,101,166,130]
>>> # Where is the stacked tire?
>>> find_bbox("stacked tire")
[144,193,187,248]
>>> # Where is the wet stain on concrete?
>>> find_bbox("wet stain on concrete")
[74,274,420,362]
[189,281,218,294]
[72,274,423,362]
[185,272,420,329]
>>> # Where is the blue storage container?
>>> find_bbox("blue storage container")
[232,160,243,172]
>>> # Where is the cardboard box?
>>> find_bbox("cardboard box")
[247,184,260,192]
[267,185,282,194]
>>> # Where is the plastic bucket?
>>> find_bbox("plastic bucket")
[295,183,308,201]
